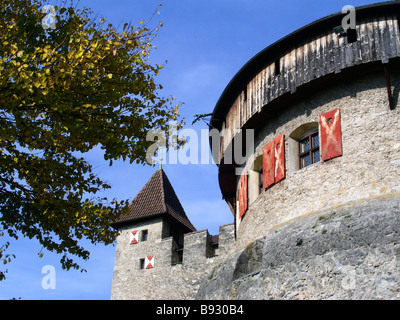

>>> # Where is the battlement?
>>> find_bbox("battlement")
[114,220,234,270]
[111,220,235,299]
[169,223,235,267]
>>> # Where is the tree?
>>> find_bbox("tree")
[0,0,183,279]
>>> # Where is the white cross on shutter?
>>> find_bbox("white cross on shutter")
[145,256,154,269]
[130,230,139,244]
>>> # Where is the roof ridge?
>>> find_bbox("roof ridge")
[158,169,196,230]
[112,169,196,232]
[158,169,168,214]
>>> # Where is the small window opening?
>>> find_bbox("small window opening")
[141,229,148,242]
[243,88,247,102]
[139,258,145,270]
[398,16,400,33]
[299,131,320,169]
[211,244,218,257]
[274,59,281,76]
[252,154,263,199]
[258,168,263,194]
[173,247,183,265]
[347,28,357,43]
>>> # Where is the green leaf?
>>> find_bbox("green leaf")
[0,0,184,276]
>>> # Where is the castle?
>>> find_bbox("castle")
[112,2,400,300]
[111,168,235,300]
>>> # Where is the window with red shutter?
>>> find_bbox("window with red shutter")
[298,130,320,169]
[320,109,342,161]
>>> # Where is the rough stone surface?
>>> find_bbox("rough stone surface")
[238,73,400,248]
[196,195,400,300]
[111,222,235,300]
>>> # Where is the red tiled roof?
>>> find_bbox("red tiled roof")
[112,169,196,232]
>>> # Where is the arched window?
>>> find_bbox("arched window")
[288,122,320,172]
[244,155,263,207]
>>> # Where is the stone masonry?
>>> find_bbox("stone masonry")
[111,221,235,300]
[238,72,400,248]
[197,194,400,299]
[112,3,400,300]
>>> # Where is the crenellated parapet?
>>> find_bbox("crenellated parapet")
[111,221,235,300]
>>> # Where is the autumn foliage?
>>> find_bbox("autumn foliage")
[0,0,182,279]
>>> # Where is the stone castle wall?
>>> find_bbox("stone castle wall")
[197,194,400,299]
[237,72,400,248]
[111,222,235,300]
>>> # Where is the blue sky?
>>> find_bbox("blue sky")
[0,0,381,300]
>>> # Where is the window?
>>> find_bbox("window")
[174,248,183,265]
[248,155,263,205]
[139,258,145,270]
[298,131,320,168]
[288,122,318,173]
[141,229,148,242]
[258,168,263,194]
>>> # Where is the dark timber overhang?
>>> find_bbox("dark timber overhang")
[209,1,400,214]
[210,1,400,131]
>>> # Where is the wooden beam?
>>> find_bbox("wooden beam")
[383,64,395,110]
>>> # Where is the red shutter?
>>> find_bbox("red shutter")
[238,171,248,219]
[263,141,275,189]
[274,134,285,183]
[130,230,139,244]
[243,173,247,215]
[320,109,343,161]
[145,256,154,269]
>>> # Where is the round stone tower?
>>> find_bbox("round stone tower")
[199,2,400,299]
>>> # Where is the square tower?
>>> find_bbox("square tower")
[111,169,196,299]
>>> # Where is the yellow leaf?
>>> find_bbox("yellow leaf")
[76,50,84,59]
[107,73,112,79]
[10,44,18,54]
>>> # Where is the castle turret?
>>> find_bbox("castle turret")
[112,168,196,246]
[111,169,234,300]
